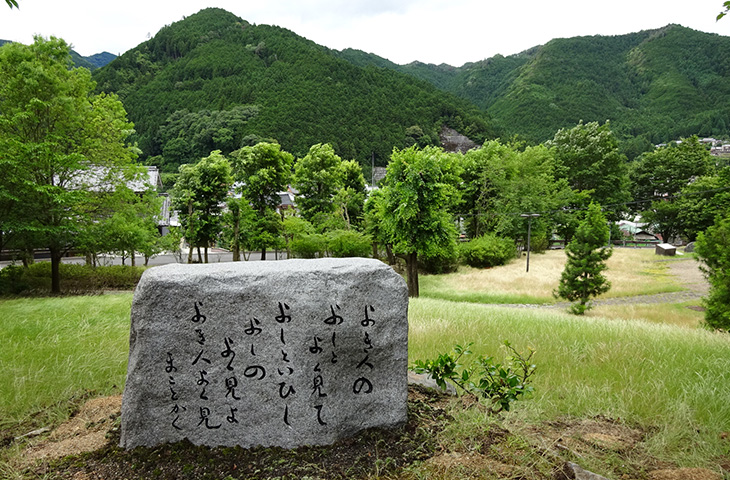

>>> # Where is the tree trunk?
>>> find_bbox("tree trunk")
[371,242,379,260]
[385,244,396,266]
[85,253,93,266]
[50,246,62,294]
[261,247,266,261]
[197,246,202,263]
[232,215,240,261]
[22,247,34,267]
[204,246,209,264]
[187,244,193,264]
[406,252,419,297]
[131,252,136,267]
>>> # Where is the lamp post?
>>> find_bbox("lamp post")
[520,213,541,273]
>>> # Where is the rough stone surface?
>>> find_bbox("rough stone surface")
[562,462,611,480]
[120,258,409,449]
[407,371,457,395]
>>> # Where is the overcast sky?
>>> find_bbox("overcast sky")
[1,0,728,66]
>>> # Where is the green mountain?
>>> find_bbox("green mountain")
[1,39,116,70]
[92,8,494,171]
[340,25,730,158]
[85,52,116,69]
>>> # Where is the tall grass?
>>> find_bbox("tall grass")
[0,294,132,430]
[420,248,686,304]
[409,298,730,466]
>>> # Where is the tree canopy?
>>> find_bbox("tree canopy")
[0,36,140,292]
[631,136,714,242]
[171,150,232,263]
[549,121,631,221]
[379,146,462,297]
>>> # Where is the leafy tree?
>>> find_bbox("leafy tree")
[157,106,260,171]
[695,213,730,330]
[718,1,730,20]
[549,121,631,221]
[282,214,315,258]
[555,203,613,314]
[292,144,345,223]
[460,140,573,245]
[221,197,256,261]
[380,146,462,297]
[171,151,232,263]
[0,37,140,292]
[632,137,714,242]
[78,187,162,267]
[334,159,367,229]
[363,188,394,263]
[676,167,730,241]
[231,142,293,259]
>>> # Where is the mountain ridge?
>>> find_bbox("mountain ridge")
[91,8,494,171]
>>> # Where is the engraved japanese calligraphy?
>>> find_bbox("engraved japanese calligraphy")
[121,258,408,449]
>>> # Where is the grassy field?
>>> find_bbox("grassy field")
[408,298,730,472]
[420,248,685,305]
[0,294,132,431]
[1,248,728,478]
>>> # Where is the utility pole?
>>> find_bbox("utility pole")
[371,152,375,187]
[520,213,541,273]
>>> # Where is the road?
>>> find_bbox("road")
[0,249,289,269]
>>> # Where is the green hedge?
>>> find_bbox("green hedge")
[326,230,372,258]
[459,234,516,268]
[0,262,145,295]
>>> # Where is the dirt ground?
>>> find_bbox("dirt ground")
[13,386,729,480]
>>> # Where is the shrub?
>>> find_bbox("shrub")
[459,234,515,268]
[529,232,549,254]
[290,234,327,259]
[0,265,29,295]
[326,229,372,258]
[0,262,144,294]
[93,265,145,289]
[418,241,459,274]
[413,341,536,413]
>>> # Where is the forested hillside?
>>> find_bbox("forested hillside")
[345,25,730,158]
[92,8,494,172]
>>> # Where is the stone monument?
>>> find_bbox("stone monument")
[120,258,409,449]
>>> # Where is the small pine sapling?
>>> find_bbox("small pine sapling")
[554,202,613,314]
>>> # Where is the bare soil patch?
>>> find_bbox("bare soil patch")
[13,387,729,479]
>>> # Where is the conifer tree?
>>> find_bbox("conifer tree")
[695,213,730,331]
[555,203,613,314]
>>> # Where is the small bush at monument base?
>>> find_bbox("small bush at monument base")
[413,341,536,413]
